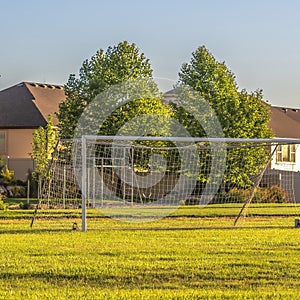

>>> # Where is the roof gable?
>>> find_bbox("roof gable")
[25,82,65,125]
[269,106,300,139]
[0,82,65,129]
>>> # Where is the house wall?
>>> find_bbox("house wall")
[268,144,300,203]
[1,128,36,181]
[6,128,35,159]
[294,172,300,203]
[3,157,35,181]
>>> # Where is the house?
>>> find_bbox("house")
[269,106,300,171]
[0,82,66,180]
[267,106,300,202]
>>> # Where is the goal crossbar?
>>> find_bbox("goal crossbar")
[82,135,300,144]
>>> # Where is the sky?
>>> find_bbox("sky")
[1,0,300,107]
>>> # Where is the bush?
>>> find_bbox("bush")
[11,186,26,198]
[253,185,288,203]
[212,185,288,204]
[0,156,4,173]
[211,188,246,204]
[1,167,16,186]
[19,202,31,209]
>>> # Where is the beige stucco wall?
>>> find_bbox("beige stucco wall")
[6,128,35,159]
[0,129,36,180]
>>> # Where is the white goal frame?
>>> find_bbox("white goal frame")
[80,135,300,231]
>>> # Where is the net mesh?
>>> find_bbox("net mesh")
[39,140,81,209]
[36,137,299,224]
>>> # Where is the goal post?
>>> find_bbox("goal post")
[33,136,300,231]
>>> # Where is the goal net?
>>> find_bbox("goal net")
[33,136,300,230]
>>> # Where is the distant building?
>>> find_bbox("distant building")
[265,106,300,202]
[0,82,66,180]
[269,106,300,172]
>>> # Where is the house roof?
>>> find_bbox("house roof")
[269,106,300,139]
[163,90,300,139]
[0,82,65,129]
[1,83,299,138]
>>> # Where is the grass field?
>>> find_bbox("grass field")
[0,205,300,299]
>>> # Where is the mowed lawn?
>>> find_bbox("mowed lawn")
[0,208,300,299]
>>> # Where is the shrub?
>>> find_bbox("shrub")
[19,202,31,209]
[212,188,247,204]
[253,185,288,203]
[212,185,288,204]
[11,186,26,198]
[0,156,4,173]
[1,166,16,186]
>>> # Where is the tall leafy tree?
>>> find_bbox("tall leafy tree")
[31,115,58,180]
[177,46,273,187]
[58,41,171,139]
[178,46,272,139]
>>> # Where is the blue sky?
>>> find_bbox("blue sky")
[1,0,300,107]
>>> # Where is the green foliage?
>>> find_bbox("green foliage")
[178,46,238,137]
[58,41,166,139]
[18,201,31,209]
[178,45,272,139]
[0,201,6,210]
[254,185,289,203]
[0,166,16,185]
[10,186,26,198]
[26,169,38,198]
[0,155,4,173]
[214,185,288,204]
[0,196,6,210]
[98,96,172,137]
[31,114,58,179]
[177,45,273,186]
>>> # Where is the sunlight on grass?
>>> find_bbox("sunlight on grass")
[0,206,300,299]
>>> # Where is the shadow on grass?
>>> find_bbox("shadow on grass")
[0,228,77,234]
[0,270,235,290]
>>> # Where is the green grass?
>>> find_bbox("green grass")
[2,202,300,223]
[0,206,300,299]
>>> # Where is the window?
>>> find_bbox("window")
[276,144,296,163]
[0,131,6,154]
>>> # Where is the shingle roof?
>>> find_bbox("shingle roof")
[163,90,300,139]
[269,106,300,139]
[1,84,299,138]
[0,82,65,128]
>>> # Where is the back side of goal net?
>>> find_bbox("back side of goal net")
[38,136,300,227]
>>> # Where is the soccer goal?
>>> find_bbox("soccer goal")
[32,136,300,231]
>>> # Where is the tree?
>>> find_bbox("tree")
[0,155,15,187]
[31,115,58,181]
[58,41,170,139]
[178,46,272,139]
[177,45,273,187]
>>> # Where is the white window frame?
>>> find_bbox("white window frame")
[276,144,296,163]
